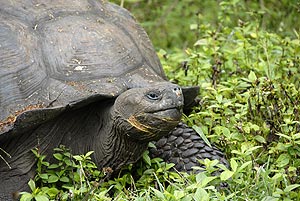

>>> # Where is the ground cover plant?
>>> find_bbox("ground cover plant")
[21,0,300,200]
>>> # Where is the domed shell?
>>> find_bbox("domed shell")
[0,0,167,134]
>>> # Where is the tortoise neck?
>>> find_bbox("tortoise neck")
[91,104,148,171]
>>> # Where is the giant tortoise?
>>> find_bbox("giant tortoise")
[0,0,227,198]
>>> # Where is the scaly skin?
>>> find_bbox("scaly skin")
[150,122,229,172]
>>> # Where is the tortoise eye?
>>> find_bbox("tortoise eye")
[146,92,160,100]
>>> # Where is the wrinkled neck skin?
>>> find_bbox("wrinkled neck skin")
[90,105,148,171]
[49,100,149,172]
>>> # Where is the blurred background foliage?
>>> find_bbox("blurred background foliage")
[111,0,300,50]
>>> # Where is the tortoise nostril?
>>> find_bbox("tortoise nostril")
[173,87,182,97]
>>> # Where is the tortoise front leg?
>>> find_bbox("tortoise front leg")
[149,122,228,172]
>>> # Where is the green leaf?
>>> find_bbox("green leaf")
[272,173,283,181]
[190,24,198,30]
[142,151,151,166]
[28,179,36,192]
[87,163,97,168]
[59,176,70,183]
[192,125,212,148]
[216,94,223,103]
[64,159,73,166]
[245,146,262,155]
[165,163,175,170]
[248,71,257,82]
[276,133,291,141]
[222,127,231,138]
[150,187,165,199]
[250,32,257,38]
[250,124,260,131]
[63,152,71,157]
[148,142,156,148]
[31,149,39,158]
[85,151,94,157]
[174,190,185,199]
[34,195,49,201]
[220,170,234,181]
[194,39,208,46]
[276,154,290,168]
[284,184,300,192]
[237,161,252,172]
[45,187,60,197]
[201,176,216,188]
[48,164,59,169]
[41,161,49,167]
[20,192,34,201]
[195,172,205,184]
[73,155,83,161]
[254,135,266,144]
[38,173,48,180]
[53,153,63,161]
[194,188,209,201]
[293,133,300,139]
[230,158,238,172]
[261,196,278,201]
[48,175,59,183]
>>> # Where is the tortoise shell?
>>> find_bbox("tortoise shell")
[0,0,167,134]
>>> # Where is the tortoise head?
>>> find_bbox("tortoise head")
[113,82,184,142]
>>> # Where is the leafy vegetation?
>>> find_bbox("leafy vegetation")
[112,0,300,50]
[21,0,300,200]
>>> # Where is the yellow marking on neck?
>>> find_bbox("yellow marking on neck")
[161,117,178,122]
[127,115,155,136]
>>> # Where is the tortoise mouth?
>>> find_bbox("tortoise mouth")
[149,107,183,121]
[126,107,182,142]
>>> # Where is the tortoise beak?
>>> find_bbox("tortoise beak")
[150,107,182,121]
